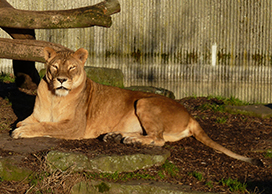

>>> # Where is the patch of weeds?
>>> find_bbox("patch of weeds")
[0,72,15,83]
[205,180,214,189]
[198,103,225,112]
[220,177,247,192]
[135,173,155,180]
[264,150,272,158]
[119,171,156,181]
[162,160,179,177]
[223,96,250,106]
[216,117,228,124]
[189,171,203,181]
[199,96,250,113]
[84,172,99,179]
[192,93,198,99]
[100,172,120,181]
[157,170,166,179]
[207,95,250,106]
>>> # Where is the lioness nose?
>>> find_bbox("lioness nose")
[57,78,67,84]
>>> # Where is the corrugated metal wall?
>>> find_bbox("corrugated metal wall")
[0,0,272,103]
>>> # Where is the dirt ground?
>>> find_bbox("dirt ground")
[0,82,272,194]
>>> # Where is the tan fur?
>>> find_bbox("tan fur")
[11,47,263,166]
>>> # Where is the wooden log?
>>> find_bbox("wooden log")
[0,38,71,63]
[0,0,120,29]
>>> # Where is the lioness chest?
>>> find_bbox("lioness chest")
[33,79,81,123]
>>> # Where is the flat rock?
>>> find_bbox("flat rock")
[0,132,60,154]
[226,104,272,118]
[71,180,216,194]
[46,149,170,173]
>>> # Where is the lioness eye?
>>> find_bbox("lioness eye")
[69,66,76,71]
[52,65,58,70]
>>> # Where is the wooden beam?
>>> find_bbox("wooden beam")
[0,0,120,29]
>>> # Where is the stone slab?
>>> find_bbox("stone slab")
[226,104,272,118]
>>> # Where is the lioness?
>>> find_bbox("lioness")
[12,47,262,166]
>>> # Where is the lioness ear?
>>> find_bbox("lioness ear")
[73,48,88,64]
[44,47,57,61]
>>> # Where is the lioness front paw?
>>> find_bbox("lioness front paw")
[11,127,24,139]
[16,121,23,128]
[103,132,123,143]
[11,126,34,139]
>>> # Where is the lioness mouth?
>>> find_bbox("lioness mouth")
[56,86,68,90]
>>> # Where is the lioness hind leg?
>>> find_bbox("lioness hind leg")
[127,98,167,147]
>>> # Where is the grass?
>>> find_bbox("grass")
[188,171,203,181]
[188,171,248,192]
[161,160,179,177]
[264,150,272,158]
[207,95,250,106]
[198,95,250,113]
[220,177,247,192]
[216,117,228,124]
[205,181,214,189]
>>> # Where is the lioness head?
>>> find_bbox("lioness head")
[43,47,88,97]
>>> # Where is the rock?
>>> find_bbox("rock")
[84,66,124,88]
[71,180,215,194]
[46,151,90,172]
[89,149,170,173]
[226,105,272,118]
[125,86,175,99]
[0,156,32,181]
[0,133,60,154]
[46,149,170,173]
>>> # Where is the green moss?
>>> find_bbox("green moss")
[0,157,32,181]
[95,182,110,193]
